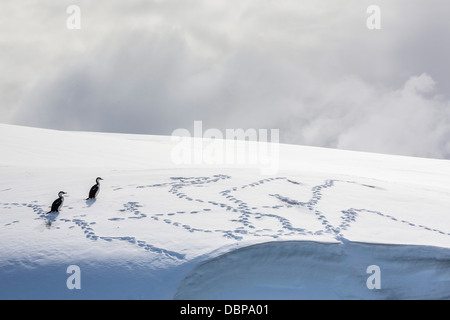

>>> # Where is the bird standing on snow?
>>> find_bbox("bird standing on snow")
[47,191,67,214]
[87,177,103,200]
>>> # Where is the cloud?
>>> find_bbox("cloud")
[292,73,450,158]
[4,0,450,159]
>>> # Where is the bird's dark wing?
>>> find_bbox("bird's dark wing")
[88,185,99,198]
[50,198,62,212]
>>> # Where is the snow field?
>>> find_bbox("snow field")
[0,124,449,299]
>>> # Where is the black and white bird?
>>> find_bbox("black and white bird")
[47,191,67,214]
[86,177,103,200]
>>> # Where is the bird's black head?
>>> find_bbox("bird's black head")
[96,177,103,183]
[58,191,67,197]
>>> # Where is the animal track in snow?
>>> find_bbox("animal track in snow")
[271,179,450,240]
[2,175,448,259]
[145,175,450,241]
[119,202,147,219]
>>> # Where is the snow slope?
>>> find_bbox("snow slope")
[0,124,449,299]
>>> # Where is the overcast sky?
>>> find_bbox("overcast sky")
[1,0,450,159]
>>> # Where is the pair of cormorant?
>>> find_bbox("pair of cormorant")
[48,177,103,214]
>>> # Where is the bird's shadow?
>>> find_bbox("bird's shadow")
[45,211,60,228]
[85,198,97,207]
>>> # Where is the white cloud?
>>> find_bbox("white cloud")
[295,73,450,158]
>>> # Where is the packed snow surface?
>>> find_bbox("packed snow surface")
[0,124,449,299]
